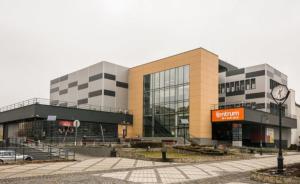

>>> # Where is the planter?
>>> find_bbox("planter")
[251,165,300,184]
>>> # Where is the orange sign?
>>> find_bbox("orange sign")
[212,108,245,122]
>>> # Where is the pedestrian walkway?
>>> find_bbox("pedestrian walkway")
[1,154,300,183]
[99,154,300,184]
[0,158,175,179]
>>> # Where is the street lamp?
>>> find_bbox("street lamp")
[260,114,269,155]
[271,84,290,174]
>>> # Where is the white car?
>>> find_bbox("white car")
[0,150,33,164]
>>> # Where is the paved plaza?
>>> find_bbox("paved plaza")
[0,158,175,179]
[99,154,300,183]
[0,153,299,183]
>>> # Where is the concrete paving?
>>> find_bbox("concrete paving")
[0,158,175,179]
[99,154,300,184]
[0,154,300,183]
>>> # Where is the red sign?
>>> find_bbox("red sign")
[59,121,74,127]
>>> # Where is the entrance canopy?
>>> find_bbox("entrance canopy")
[211,107,297,128]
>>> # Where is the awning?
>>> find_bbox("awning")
[211,107,297,128]
[0,104,133,125]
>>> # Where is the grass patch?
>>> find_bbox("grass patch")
[138,150,201,159]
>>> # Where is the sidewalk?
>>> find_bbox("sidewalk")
[100,153,300,183]
[0,153,299,183]
[0,158,175,179]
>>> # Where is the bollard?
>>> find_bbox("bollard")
[110,147,117,157]
[161,147,167,162]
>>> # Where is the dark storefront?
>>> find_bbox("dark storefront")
[0,103,133,143]
[211,107,297,148]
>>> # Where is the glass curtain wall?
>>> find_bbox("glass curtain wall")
[143,65,190,137]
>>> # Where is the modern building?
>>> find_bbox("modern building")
[214,63,297,147]
[50,61,129,112]
[291,103,300,145]
[0,47,298,147]
[124,48,218,145]
[0,98,132,142]
[218,64,289,112]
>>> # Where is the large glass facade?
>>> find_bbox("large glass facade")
[143,65,190,137]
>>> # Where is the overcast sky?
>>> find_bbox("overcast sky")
[0,0,299,106]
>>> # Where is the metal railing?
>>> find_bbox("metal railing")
[0,98,131,114]
[43,136,120,146]
[2,138,76,161]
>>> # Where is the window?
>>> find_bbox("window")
[246,79,250,90]
[154,73,160,89]
[165,70,170,87]
[116,81,128,89]
[144,75,151,91]
[88,90,102,98]
[50,87,59,93]
[226,83,230,93]
[78,83,88,90]
[240,80,245,91]
[183,65,190,83]
[143,65,189,137]
[159,89,164,103]
[170,87,175,102]
[68,81,78,88]
[104,90,115,97]
[89,73,102,82]
[154,90,160,104]
[59,89,68,95]
[164,87,170,103]
[78,98,88,105]
[159,71,165,88]
[177,67,184,85]
[251,78,256,89]
[183,85,189,100]
[230,82,235,92]
[221,84,225,94]
[235,81,240,91]
[177,86,184,101]
[170,69,176,86]
[104,73,116,80]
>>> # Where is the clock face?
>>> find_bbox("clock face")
[271,85,289,101]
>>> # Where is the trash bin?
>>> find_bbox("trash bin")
[161,147,167,161]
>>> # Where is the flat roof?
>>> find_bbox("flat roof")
[130,47,218,69]
[0,104,133,125]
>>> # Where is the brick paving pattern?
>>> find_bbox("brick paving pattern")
[0,153,299,183]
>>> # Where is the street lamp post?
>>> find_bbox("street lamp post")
[260,115,269,156]
[271,84,290,174]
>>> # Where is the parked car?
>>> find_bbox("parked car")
[0,150,33,164]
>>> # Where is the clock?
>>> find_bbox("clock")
[271,84,290,102]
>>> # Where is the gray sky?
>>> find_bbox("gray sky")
[0,0,299,106]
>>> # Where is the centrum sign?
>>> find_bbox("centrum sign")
[212,108,245,122]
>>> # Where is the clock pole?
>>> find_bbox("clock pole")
[270,84,290,175]
[277,102,284,174]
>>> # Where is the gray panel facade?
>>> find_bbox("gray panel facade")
[50,61,129,112]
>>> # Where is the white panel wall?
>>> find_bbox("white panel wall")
[50,61,129,111]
